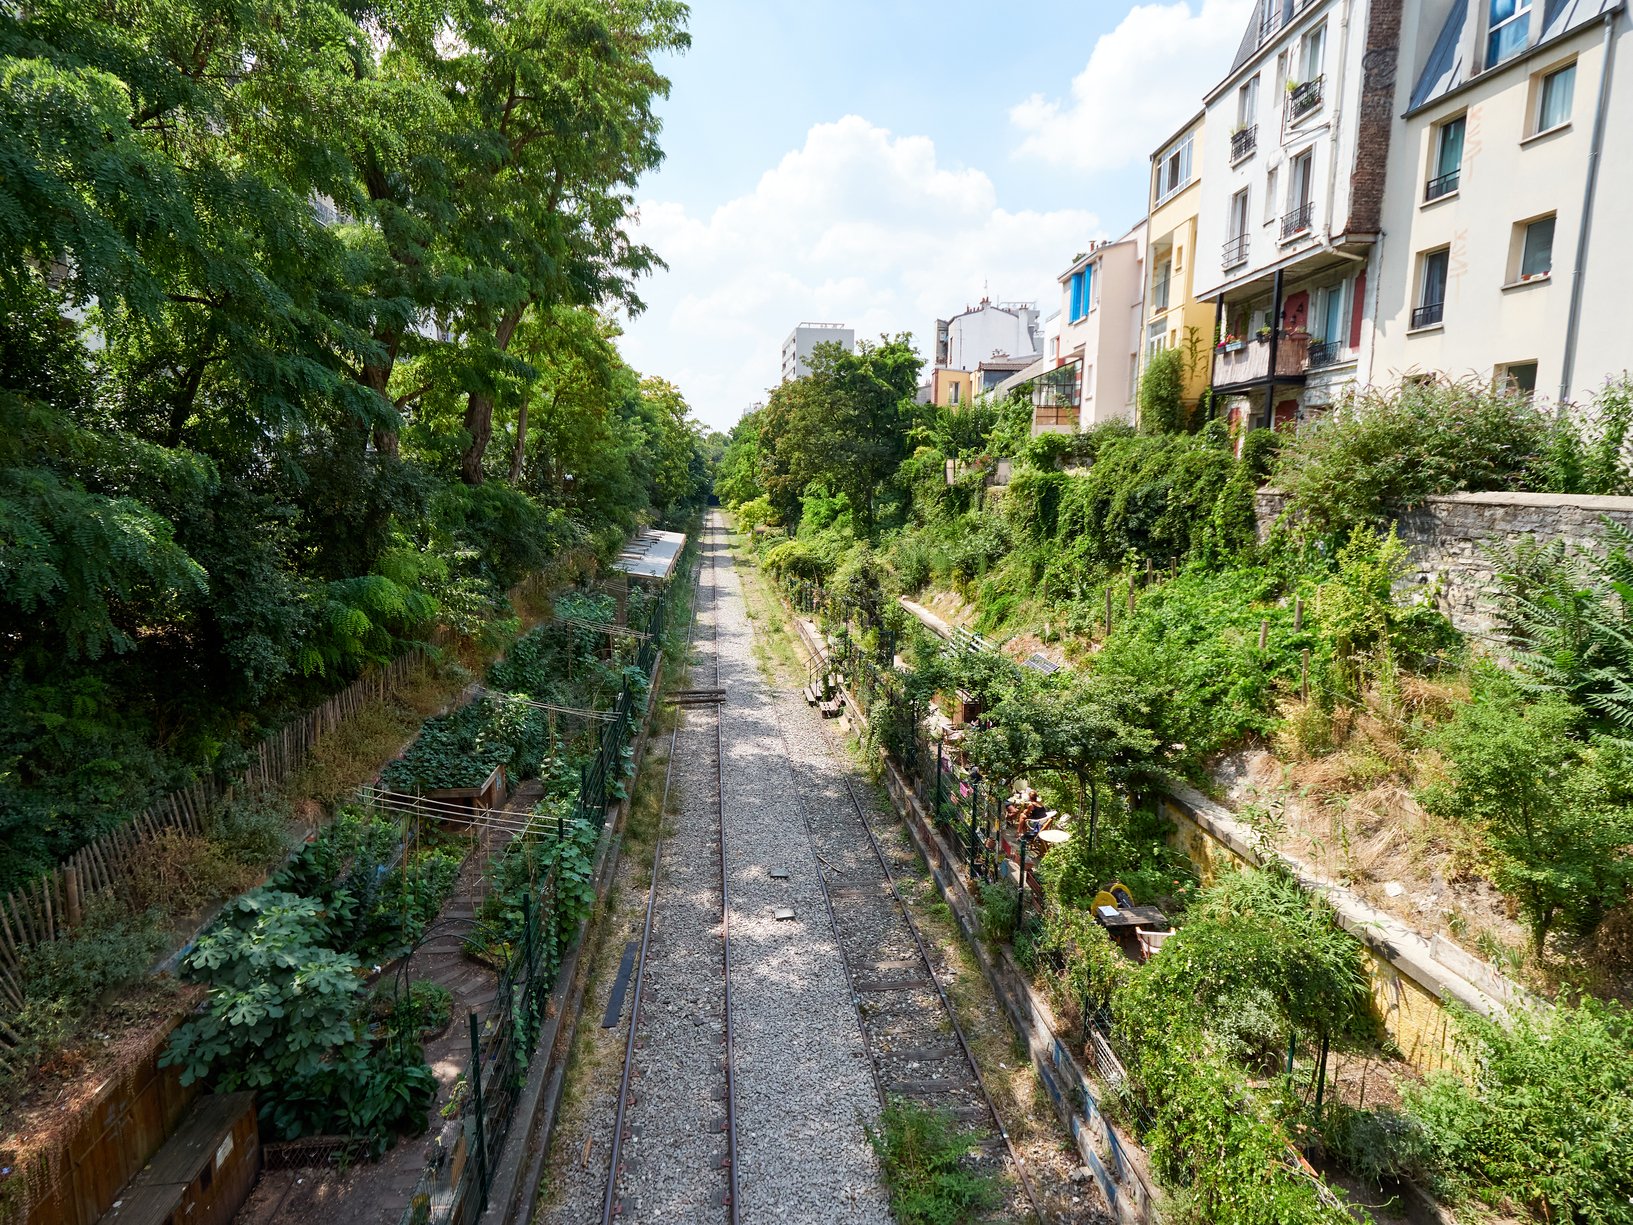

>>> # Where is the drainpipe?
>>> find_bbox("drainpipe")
[1560,8,1621,407]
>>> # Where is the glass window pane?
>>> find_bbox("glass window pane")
[1521,217,1555,276]
[1438,118,1465,177]
[1541,64,1575,128]
[1423,250,1449,305]
[1489,0,1515,23]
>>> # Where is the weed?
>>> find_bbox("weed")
[864,1099,1001,1225]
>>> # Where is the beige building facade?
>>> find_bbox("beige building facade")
[1369,0,1629,402]
[1143,112,1218,418]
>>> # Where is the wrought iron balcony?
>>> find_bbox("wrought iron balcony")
[1222,234,1250,268]
[1288,76,1323,120]
[1231,125,1258,161]
[1281,201,1315,239]
[1306,340,1342,367]
[1425,170,1460,201]
[1411,302,1444,329]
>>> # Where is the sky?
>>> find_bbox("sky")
[617,0,1257,434]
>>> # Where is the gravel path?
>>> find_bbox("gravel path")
[539,515,888,1224]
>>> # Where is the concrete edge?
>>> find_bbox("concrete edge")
[1161,783,1539,1022]
[489,649,664,1225]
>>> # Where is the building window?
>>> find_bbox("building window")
[1427,116,1464,200]
[1155,134,1194,203]
[1499,361,1538,396]
[1153,258,1172,312]
[1538,63,1575,130]
[1264,166,1278,223]
[1520,215,1556,278]
[1225,189,1251,267]
[1238,75,1259,126]
[949,381,960,406]
[1414,249,1449,328]
[1282,151,1314,237]
[1300,23,1326,81]
[1487,0,1531,67]
[1068,265,1095,322]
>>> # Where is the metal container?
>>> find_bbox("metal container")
[98,1094,258,1225]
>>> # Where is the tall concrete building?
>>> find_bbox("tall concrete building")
[781,322,855,382]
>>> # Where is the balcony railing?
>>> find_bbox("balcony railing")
[1231,125,1258,161]
[1212,331,1311,386]
[1281,201,1315,239]
[1287,76,1323,120]
[1222,234,1250,268]
[1307,340,1343,367]
[1411,302,1444,329]
[1425,170,1460,201]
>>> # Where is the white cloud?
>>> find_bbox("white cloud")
[620,116,1100,432]
[1009,0,1255,172]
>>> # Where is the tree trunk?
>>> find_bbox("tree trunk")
[164,357,209,448]
[508,387,530,484]
[460,305,528,485]
[361,359,398,458]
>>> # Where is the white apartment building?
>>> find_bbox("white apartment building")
[934,300,1043,373]
[781,322,854,382]
[1033,222,1148,434]
[1195,0,1404,431]
[1370,0,1629,402]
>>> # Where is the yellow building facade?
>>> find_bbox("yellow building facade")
[1142,112,1218,417]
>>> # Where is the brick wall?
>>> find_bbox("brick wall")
[1347,0,1403,234]
[1255,488,1633,630]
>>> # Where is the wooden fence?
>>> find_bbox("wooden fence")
[0,650,429,1002]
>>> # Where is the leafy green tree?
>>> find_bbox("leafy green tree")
[1137,347,1187,434]
[1420,692,1633,946]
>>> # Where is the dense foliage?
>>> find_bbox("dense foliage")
[724,355,1633,1221]
[0,0,709,883]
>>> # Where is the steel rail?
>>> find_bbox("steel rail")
[826,730,1046,1222]
[779,622,1045,1222]
[714,522,741,1223]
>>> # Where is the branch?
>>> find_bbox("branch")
[393,385,431,411]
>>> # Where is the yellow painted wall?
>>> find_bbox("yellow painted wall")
[1160,797,1464,1077]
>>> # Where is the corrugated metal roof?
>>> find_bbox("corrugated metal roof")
[612,528,685,580]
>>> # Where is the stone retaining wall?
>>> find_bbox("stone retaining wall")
[1254,489,1633,631]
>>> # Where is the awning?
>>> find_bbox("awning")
[613,528,686,581]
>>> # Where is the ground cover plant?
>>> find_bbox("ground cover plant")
[723,358,1633,1221]
[863,1099,1002,1225]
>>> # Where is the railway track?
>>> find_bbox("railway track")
[771,695,1047,1222]
[601,526,738,1223]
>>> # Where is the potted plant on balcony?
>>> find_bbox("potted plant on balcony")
[1255,326,1272,342]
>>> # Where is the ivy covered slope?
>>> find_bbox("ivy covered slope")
[0,0,715,887]
[723,352,1633,1221]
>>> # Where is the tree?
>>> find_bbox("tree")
[775,335,923,536]
[1137,347,1187,434]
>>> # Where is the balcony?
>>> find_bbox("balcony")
[1287,76,1323,121]
[1213,331,1311,387]
[1306,340,1343,367]
[1411,302,1444,329]
[1281,201,1314,240]
[1424,170,1459,201]
[1231,125,1258,161]
[1222,234,1250,268]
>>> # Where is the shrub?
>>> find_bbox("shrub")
[863,1099,1000,1225]
[1138,347,1188,434]
[1273,378,1567,541]
[1405,997,1633,1220]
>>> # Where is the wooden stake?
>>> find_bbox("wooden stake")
[1258,619,1269,650]
[1145,558,1153,586]
[1104,587,1112,634]
[1127,587,1136,615]
[1302,649,1311,703]
[65,866,81,928]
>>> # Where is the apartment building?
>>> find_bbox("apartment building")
[921,367,977,408]
[1143,112,1217,415]
[781,322,854,382]
[1195,0,1403,431]
[1033,222,1148,434]
[1370,0,1628,401]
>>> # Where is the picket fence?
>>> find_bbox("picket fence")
[0,650,430,1005]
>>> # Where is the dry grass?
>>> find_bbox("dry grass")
[121,831,268,918]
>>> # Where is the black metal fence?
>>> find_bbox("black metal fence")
[396,563,682,1225]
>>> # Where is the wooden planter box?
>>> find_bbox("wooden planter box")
[423,763,507,822]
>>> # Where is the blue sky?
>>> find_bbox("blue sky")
[617,0,1255,432]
